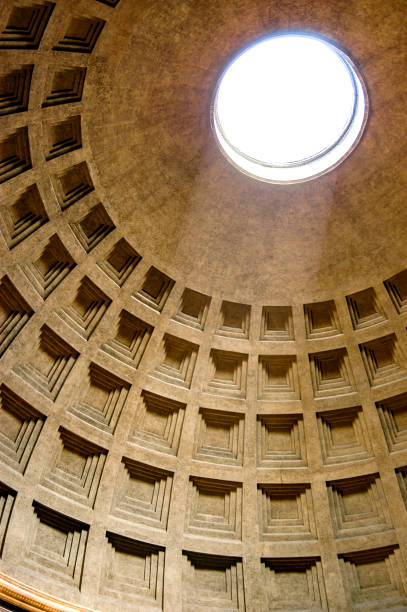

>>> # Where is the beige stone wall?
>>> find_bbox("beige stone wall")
[1,1,407,610]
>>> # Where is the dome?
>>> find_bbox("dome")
[0,1,407,610]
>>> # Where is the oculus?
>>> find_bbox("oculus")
[212,32,368,183]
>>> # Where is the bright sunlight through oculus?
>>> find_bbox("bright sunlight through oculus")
[213,33,367,183]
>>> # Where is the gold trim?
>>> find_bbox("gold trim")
[0,574,95,612]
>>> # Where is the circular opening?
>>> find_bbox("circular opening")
[212,32,368,183]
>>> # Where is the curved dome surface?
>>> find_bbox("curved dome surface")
[0,1,407,611]
[85,0,407,302]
